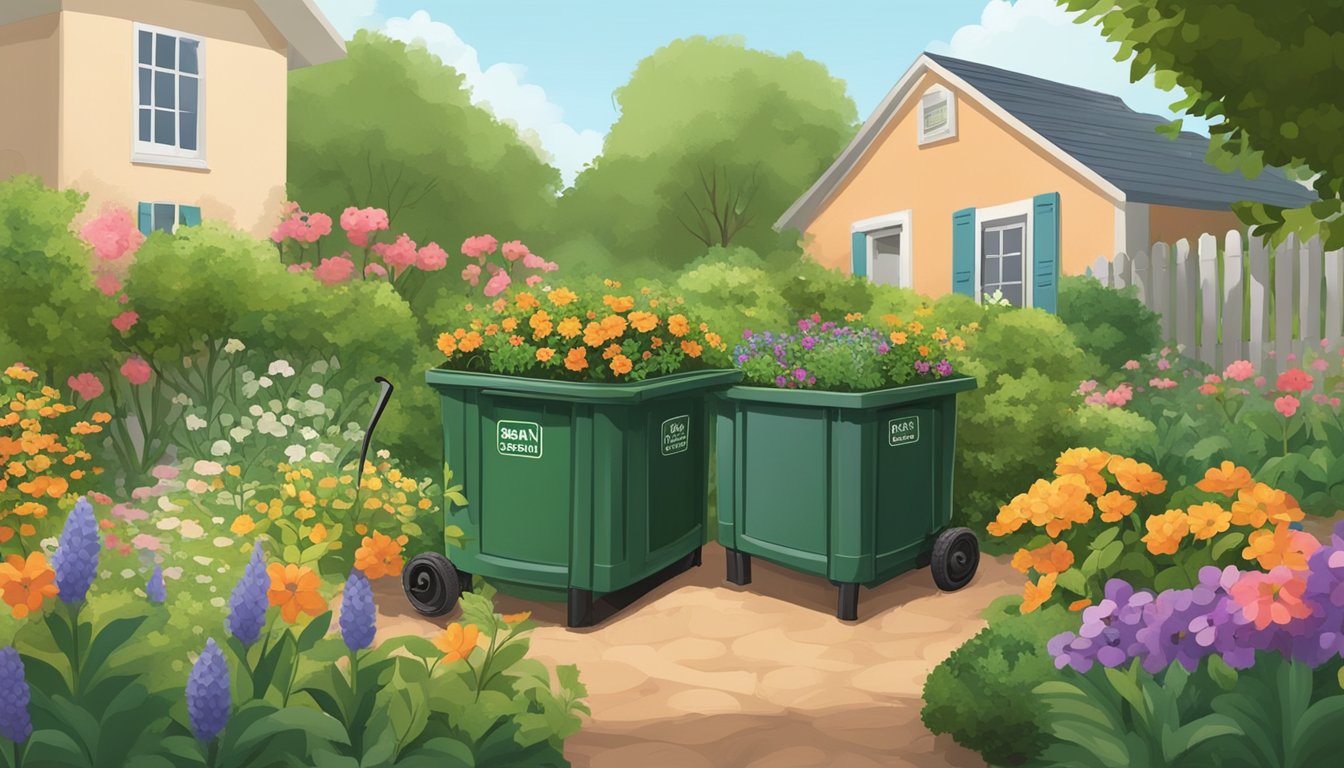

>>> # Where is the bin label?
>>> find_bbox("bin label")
[497,420,543,459]
[888,415,919,447]
[660,415,690,456]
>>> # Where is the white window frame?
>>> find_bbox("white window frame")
[973,199,1033,308]
[917,85,956,145]
[852,210,913,288]
[132,23,207,170]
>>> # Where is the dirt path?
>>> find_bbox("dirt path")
[372,543,1019,768]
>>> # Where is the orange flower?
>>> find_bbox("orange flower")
[651,336,664,349]
[1186,502,1232,541]
[515,292,540,310]
[907,321,924,334]
[602,343,622,360]
[680,339,703,358]
[557,316,582,338]
[1054,448,1111,496]
[92,412,112,423]
[1069,599,1093,612]
[918,345,931,357]
[610,354,633,375]
[890,331,908,345]
[1012,541,1075,575]
[354,531,404,579]
[564,347,588,372]
[600,314,628,339]
[0,552,58,619]
[1196,461,1255,497]
[19,475,68,499]
[667,314,690,337]
[483,323,499,337]
[1043,474,1094,538]
[548,287,578,306]
[603,295,635,312]
[434,623,480,663]
[309,523,328,543]
[529,310,553,338]
[501,317,518,333]
[458,331,484,353]
[1230,483,1303,527]
[582,322,607,347]
[705,331,722,349]
[628,311,659,333]
[1096,491,1137,523]
[70,422,102,435]
[508,335,524,347]
[536,348,555,363]
[1107,456,1166,495]
[1142,510,1189,556]
[266,563,327,623]
[230,515,256,535]
[1021,573,1057,614]
[502,611,532,624]
[1243,525,1319,570]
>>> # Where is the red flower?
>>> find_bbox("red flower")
[1276,367,1313,393]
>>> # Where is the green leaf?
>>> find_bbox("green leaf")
[1096,540,1125,572]
[1056,567,1088,596]
[297,612,334,652]
[1206,655,1239,691]
[80,615,148,692]
[1212,532,1246,561]
[252,632,295,698]
[24,728,94,768]
[231,707,350,757]
[1154,565,1192,592]
[1089,527,1121,551]
[1189,435,1233,462]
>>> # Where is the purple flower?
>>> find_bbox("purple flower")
[774,375,787,388]
[146,565,166,604]
[797,318,812,332]
[935,360,953,377]
[187,638,230,743]
[225,542,269,646]
[339,570,376,652]
[52,497,100,604]
[801,337,817,351]
[793,368,807,382]
[742,330,753,340]
[914,360,931,375]
[877,343,890,355]
[0,647,32,743]
[736,354,749,365]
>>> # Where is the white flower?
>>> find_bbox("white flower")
[40,537,58,552]
[156,516,181,531]
[258,376,273,388]
[195,575,212,584]
[173,394,194,406]
[185,479,209,495]
[192,555,212,566]
[307,383,324,398]
[211,517,225,525]
[312,360,329,374]
[209,597,226,608]
[300,427,319,441]
[164,567,184,580]
[224,339,245,353]
[249,405,264,417]
[121,569,137,579]
[268,360,295,377]
[302,399,327,418]
[193,460,224,476]
[284,444,307,463]
[229,426,251,442]
[157,497,183,513]
[279,414,295,427]
[180,521,205,539]
[242,379,261,398]
[376,449,390,459]
[310,451,332,463]
[185,415,207,431]
[213,537,233,548]
[257,412,287,438]
[210,440,232,457]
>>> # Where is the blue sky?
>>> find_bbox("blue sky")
[313,0,1198,185]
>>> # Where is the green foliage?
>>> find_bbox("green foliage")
[287,32,559,260]
[559,36,857,268]
[921,603,1076,766]
[672,247,792,343]
[1060,1,1344,247]
[0,176,116,381]
[1057,276,1162,374]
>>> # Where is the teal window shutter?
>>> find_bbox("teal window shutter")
[179,205,202,227]
[1032,192,1060,313]
[851,230,868,278]
[137,202,153,236]
[951,207,976,297]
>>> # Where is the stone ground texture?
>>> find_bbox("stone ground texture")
[373,542,1019,767]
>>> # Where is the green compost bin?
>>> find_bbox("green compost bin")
[404,367,739,627]
[715,374,980,621]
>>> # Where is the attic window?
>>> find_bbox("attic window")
[919,86,956,144]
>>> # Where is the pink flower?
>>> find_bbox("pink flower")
[150,465,179,480]
[1157,358,1171,371]
[79,206,145,262]
[120,356,152,386]
[1084,392,1106,406]
[461,234,498,260]
[1228,567,1312,630]
[525,274,543,286]
[543,260,558,272]
[483,269,512,297]
[67,372,104,401]
[461,263,482,286]
[1103,384,1133,407]
[271,207,332,244]
[364,263,387,278]
[1321,338,1332,350]
[287,262,312,273]
[416,242,448,271]
[1313,393,1331,405]
[1288,353,1298,362]
[373,234,418,272]
[1123,360,1140,370]
[110,504,148,522]
[88,491,113,505]
[1276,368,1313,393]
[522,252,546,270]
[1204,374,1221,384]
[1275,394,1300,418]
[501,240,530,262]
[1254,375,1267,388]
[1332,397,1341,408]
[131,486,154,500]
[1077,380,1098,394]
[1224,360,1255,381]
[1150,377,1178,390]
[104,534,119,549]
[1311,358,1329,372]
[312,255,355,286]
[1161,347,1171,356]
[1198,384,1219,395]
[95,274,122,296]
[118,294,129,304]
[132,533,162,552]
[111,311,139,333]
[340,206,389,247]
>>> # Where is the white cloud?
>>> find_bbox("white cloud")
[929,0,1209,133]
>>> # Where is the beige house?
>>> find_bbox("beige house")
[0,0,344,238]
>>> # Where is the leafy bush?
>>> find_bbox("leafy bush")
[774,256,874,321]
[1057,275,1162,374]
[672,247,792,343]
[921,602,1076,766]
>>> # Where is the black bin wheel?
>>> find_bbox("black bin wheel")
[931,527,979,592]
[403,552,462,617]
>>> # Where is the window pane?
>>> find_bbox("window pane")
[1001,253,1023,282]
[138,109,152,142]
[983,257,1000,286]
[982,230,1001,256]
[179,113,198,151]
[153,204,176,234]
[1002,226,1023,254]
[154,109,176,146]
[924,100,947,131]
[138,31,153,64]
[138,68,152,105]
[154,71,175,109]
[1001,283,1024,308]
[155,33,176,69]
[179,39,199,74]
[179,76,198,113]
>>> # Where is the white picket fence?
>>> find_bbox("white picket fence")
[1087,231,1344,375]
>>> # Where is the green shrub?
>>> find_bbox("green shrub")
[1057,275,1162,374]
[921,603,1076,766]
[773,256,874,320]
[674,246,791,342]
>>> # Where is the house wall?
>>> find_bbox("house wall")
[56,0,289,237]
[1147,204,1243,247]
[0,14,61,184]
[802,71,1121,298]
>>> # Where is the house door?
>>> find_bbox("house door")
[869,226,905,287]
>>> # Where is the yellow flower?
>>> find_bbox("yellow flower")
[309,523,328,544]
[1142,510,1189,555]
[1021,573,1056,614]
[295,507,317,521]
[3,364,37,383]
[1096,491,1137,523]
[1186,502,1232,541]
[1196,461,1255,497]
[548,287,578,306]
[914,306,933,318]
[1054,447,1111,496]
[434,623,480,663]
[226,465,241,477]
[557,316,582,339]
[907,321,924,334]
[230,515,256,535]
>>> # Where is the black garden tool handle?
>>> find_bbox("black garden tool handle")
[355,376,394,488]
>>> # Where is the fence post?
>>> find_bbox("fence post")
[1114,252,1131,290]
[1221,230,1245,366]
[1248,235,1271,374]
[1090,255,1111,286]
[1274,234,1298,372]
[1197,233,1219,368]
[1301,237,1324,372]
[1175,239,1198,356]
[1132,249,1149,306]
[1151,242,1171,342]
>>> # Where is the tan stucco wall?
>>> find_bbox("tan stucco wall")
[55,0,289,238]
[0,14,61,183]
[1148,204,1243,247]
[802,71,1121,298]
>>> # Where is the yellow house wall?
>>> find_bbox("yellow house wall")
[0,14,61,184]
[56,0,289,238]
[802,71,1121,298]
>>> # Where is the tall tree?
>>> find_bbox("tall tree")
[1062,1,1344,246]
[287,32,561,255]
[559,36,858,268]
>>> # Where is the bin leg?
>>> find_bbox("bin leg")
[691,547,703,567]
[457,569,474,593]
[837,582,859,622]
[567,588,594,628]
[726,549,752,586]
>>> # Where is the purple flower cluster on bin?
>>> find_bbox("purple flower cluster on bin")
[1049,521,1344,674]
[51,497,100,604]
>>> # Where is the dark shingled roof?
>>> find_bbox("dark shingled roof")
[925,53,1317,211]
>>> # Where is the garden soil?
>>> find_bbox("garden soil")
[372,543,1020,768]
